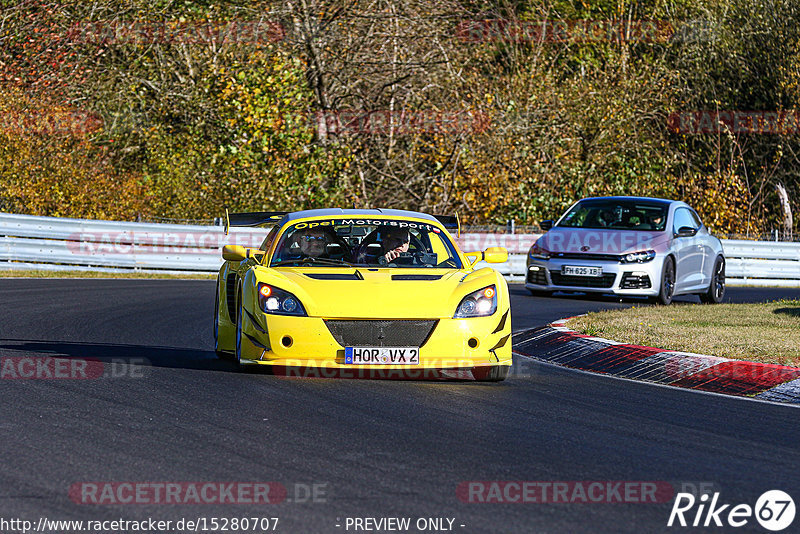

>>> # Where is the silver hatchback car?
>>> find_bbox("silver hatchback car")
[525,196,725,304]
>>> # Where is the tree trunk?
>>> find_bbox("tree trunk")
[776,182,793,238]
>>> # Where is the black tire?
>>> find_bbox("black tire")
[699,256,726,304]
[656,257,675,305]
[477,365,510,382]
[528,289,553,297]
[214,279,235,361]
[215,349,235,361]
[234,286,245,368]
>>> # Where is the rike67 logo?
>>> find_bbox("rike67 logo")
[668,490,795,531]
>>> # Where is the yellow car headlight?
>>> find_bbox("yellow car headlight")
[454,285,497,318]
[258,283,307,316]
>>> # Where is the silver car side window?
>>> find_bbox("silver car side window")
[672,208,697,233]
[689,209,703,228]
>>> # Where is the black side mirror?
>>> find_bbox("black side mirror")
[675,226,698,238]
[540,220,554,231]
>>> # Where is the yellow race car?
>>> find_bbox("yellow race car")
[214,209,511,381]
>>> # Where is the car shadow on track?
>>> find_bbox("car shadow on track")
[0,340,515,382]
[0,339,241,373]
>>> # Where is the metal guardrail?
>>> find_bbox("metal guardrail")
[720,240,800,287]
[0,212,269,274]
[1,213,799,286]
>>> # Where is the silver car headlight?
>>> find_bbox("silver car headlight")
[529,242,550,260]
[454,285,498,318]
[620,250,656,263]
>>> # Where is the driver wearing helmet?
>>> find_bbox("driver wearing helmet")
[381,227,410,263]
[355,227,411,265]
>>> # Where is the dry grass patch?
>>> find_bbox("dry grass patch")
[566,300,800,366]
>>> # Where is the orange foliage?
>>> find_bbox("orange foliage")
[0,88,150,220]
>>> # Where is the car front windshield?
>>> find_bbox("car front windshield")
[557,200,669,231]
[270,218,462,269]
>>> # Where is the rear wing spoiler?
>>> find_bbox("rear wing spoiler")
[434,214,461,237]
[224,209,288,235]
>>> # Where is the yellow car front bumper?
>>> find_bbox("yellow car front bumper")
[238,310,512,374]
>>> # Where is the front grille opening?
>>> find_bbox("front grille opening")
[550,271,617,288]
[527,266,547,285]
[620,272,652,289]
[552,252,622,262]
[324,320,438,348]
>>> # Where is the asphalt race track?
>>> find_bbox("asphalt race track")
[0,279,799,533]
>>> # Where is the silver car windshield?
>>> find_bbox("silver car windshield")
[270,219,462,269]
[558,200,669,231]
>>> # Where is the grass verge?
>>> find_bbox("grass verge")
[0,270,215,280]
[566,300,800,366]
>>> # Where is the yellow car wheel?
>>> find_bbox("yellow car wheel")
[234,286,251,370]
[214,280,234,361]
[235,299,243,365]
